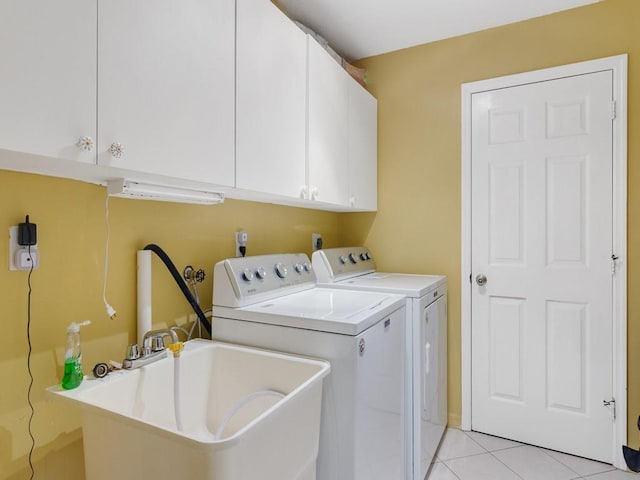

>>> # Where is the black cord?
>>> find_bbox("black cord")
[26,244,35,479]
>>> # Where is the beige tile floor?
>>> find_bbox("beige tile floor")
[429,428,638,480]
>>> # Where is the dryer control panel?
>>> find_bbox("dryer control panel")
[213,253,316,307]
[312,246,376,282]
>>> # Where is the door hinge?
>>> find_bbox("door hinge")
[611,100,617,120]
[603,398,616,420]
[611,254,619,275]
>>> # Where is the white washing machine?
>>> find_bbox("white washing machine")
[211,253,407,480]
[312,247,447,480]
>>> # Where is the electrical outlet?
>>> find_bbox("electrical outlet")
[236,231,248,257]
[9,226,39,271]
[312,233,323,251]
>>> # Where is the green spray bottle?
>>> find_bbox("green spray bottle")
[61,320,91,390]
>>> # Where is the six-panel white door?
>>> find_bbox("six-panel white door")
[471,71,614,462]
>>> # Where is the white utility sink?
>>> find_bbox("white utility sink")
[48,339,329,480]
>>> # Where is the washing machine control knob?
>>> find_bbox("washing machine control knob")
[360,252,368,261]
[303,262,313,273]
[294,263,304,274]
[241,268,254,282]
[275,263,288,279]
[348,253,358,264]
[339,255,348,264]
[255,267,267,279]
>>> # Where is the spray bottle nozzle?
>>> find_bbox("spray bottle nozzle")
[67,320,92,333]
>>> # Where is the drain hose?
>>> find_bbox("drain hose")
[143,244,211,336]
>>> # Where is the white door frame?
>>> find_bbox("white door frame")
[461,54,628,468]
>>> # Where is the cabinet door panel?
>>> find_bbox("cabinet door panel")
[98,0,234,186]
[236,0,307,198]
[0,0,96,163]
[348,81,377,211]
[307,38,349,206]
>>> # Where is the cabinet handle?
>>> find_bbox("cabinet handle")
[349,196,356,208]
[109,142,124,159]
[310,187,319,201]
[300,185,308,199]
[76,136,95,153]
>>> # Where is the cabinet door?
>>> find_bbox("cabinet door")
[97,0,235,186]
[348,81,378,211]
[307,38,350,206]
[236,0,307,198]
[0,0,96,163]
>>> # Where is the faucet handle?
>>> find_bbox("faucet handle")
[150,336,166,352]
[125,344,140,360]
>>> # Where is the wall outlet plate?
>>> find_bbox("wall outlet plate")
[236,231,248,257]
[312,233,323,251]
[9,226,39,271]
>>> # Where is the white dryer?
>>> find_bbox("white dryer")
[313,247,447,480]
[212,253,407,480]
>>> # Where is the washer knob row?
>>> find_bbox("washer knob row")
[240,262,313,282]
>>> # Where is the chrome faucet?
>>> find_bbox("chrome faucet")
[142,328,179,354]
[122,328,180,369]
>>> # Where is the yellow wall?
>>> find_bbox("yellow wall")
[346,0,639,446]
[0,169,342,478]
[4,1,640,477]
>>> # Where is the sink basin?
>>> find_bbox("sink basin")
[48,339,329,480]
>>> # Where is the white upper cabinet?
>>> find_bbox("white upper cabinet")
[0,0,97,164]
[236,0,307,199]
[307,38,377,210]
[97,0,235,186]
[0,0,376,210]
[235,0,378,211]
[307,38,350,206]
[348,80,378,211]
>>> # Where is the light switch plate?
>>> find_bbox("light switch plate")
[9,226,39,271]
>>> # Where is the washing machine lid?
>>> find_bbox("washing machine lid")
[324,272,447,298]
[213,288,405,335]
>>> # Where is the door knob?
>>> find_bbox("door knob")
[475,274,487,286]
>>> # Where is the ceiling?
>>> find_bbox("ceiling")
[277,0,601,60]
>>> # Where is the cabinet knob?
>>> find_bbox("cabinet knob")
[349,196,356,207]
[76,136,95,153]
[109,142,124,159]
[310,187,319,201]
[300,185,308,199]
